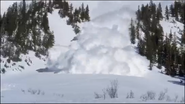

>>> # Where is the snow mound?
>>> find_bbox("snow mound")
[47,21,150,77]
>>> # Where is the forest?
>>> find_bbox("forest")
[0,0,90,73]
[129,0,185,76]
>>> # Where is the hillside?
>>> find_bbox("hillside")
[1,1,184,103]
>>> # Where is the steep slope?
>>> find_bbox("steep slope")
[160,17,184,47]
[0,1,76,73]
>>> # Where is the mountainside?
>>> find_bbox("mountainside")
[0,1,184,103]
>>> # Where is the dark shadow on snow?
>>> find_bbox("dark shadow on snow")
[168,80,185,86]
[36,67,64,74]
[36,68,55,73]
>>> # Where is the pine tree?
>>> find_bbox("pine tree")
[73,8,81,23]
[137,38,145,56]
[174,1,179,21]
[170,4,175,17]
[69,4,73,14]
[179,2,184,23]
[129,19,136,44]
[66,4,74,25]
[136,6,141,21]
[164,36,171,75]
[85,5,90,21]
[150,0,156,18]
[80,3,85,22]
[135,21,140,39]
[170,35,178,76]
[144,30,154,70]
[165,6,169,20]
[156,25,164,69]
[156,3,163,20]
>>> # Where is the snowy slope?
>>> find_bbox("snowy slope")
[160,17,184,47]
[0,2,76,73]
[1,1,184,103]
[0,1,46,73]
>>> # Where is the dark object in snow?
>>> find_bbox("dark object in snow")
[71,36,78,41]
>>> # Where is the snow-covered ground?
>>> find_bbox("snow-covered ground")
[1,70,184,103]
[1,1,184,103]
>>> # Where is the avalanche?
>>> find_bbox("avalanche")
[47,21,150,77]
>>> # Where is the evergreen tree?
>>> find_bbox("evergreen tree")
[73,8,81,23]
[136,6,141,21]
[85,5,90,21]
[156,25,164,69]
[164,36,171,75]
[135,21,140,39]
[150,0,156,18]
[129,19,136,44]
[69,3,73,14]
[170,35,178,76]
[179,2,184,23]
[165,6,169,20]
[170,4,175,17]
[137,38,145,56]
[174,1,179,21]
[63,0,69,16]
[156,3,163,20]
[80,3,85,22]
[67,4,74,25]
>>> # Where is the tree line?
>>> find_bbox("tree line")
[165,0,185,23]
[0,0,90,73]
[129,0,185,77]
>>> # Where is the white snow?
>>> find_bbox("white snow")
[48,10,76,46]
[160,17,184,47]
[49,22,150,77]
[1,1,184,103]
[1,72,184,103]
